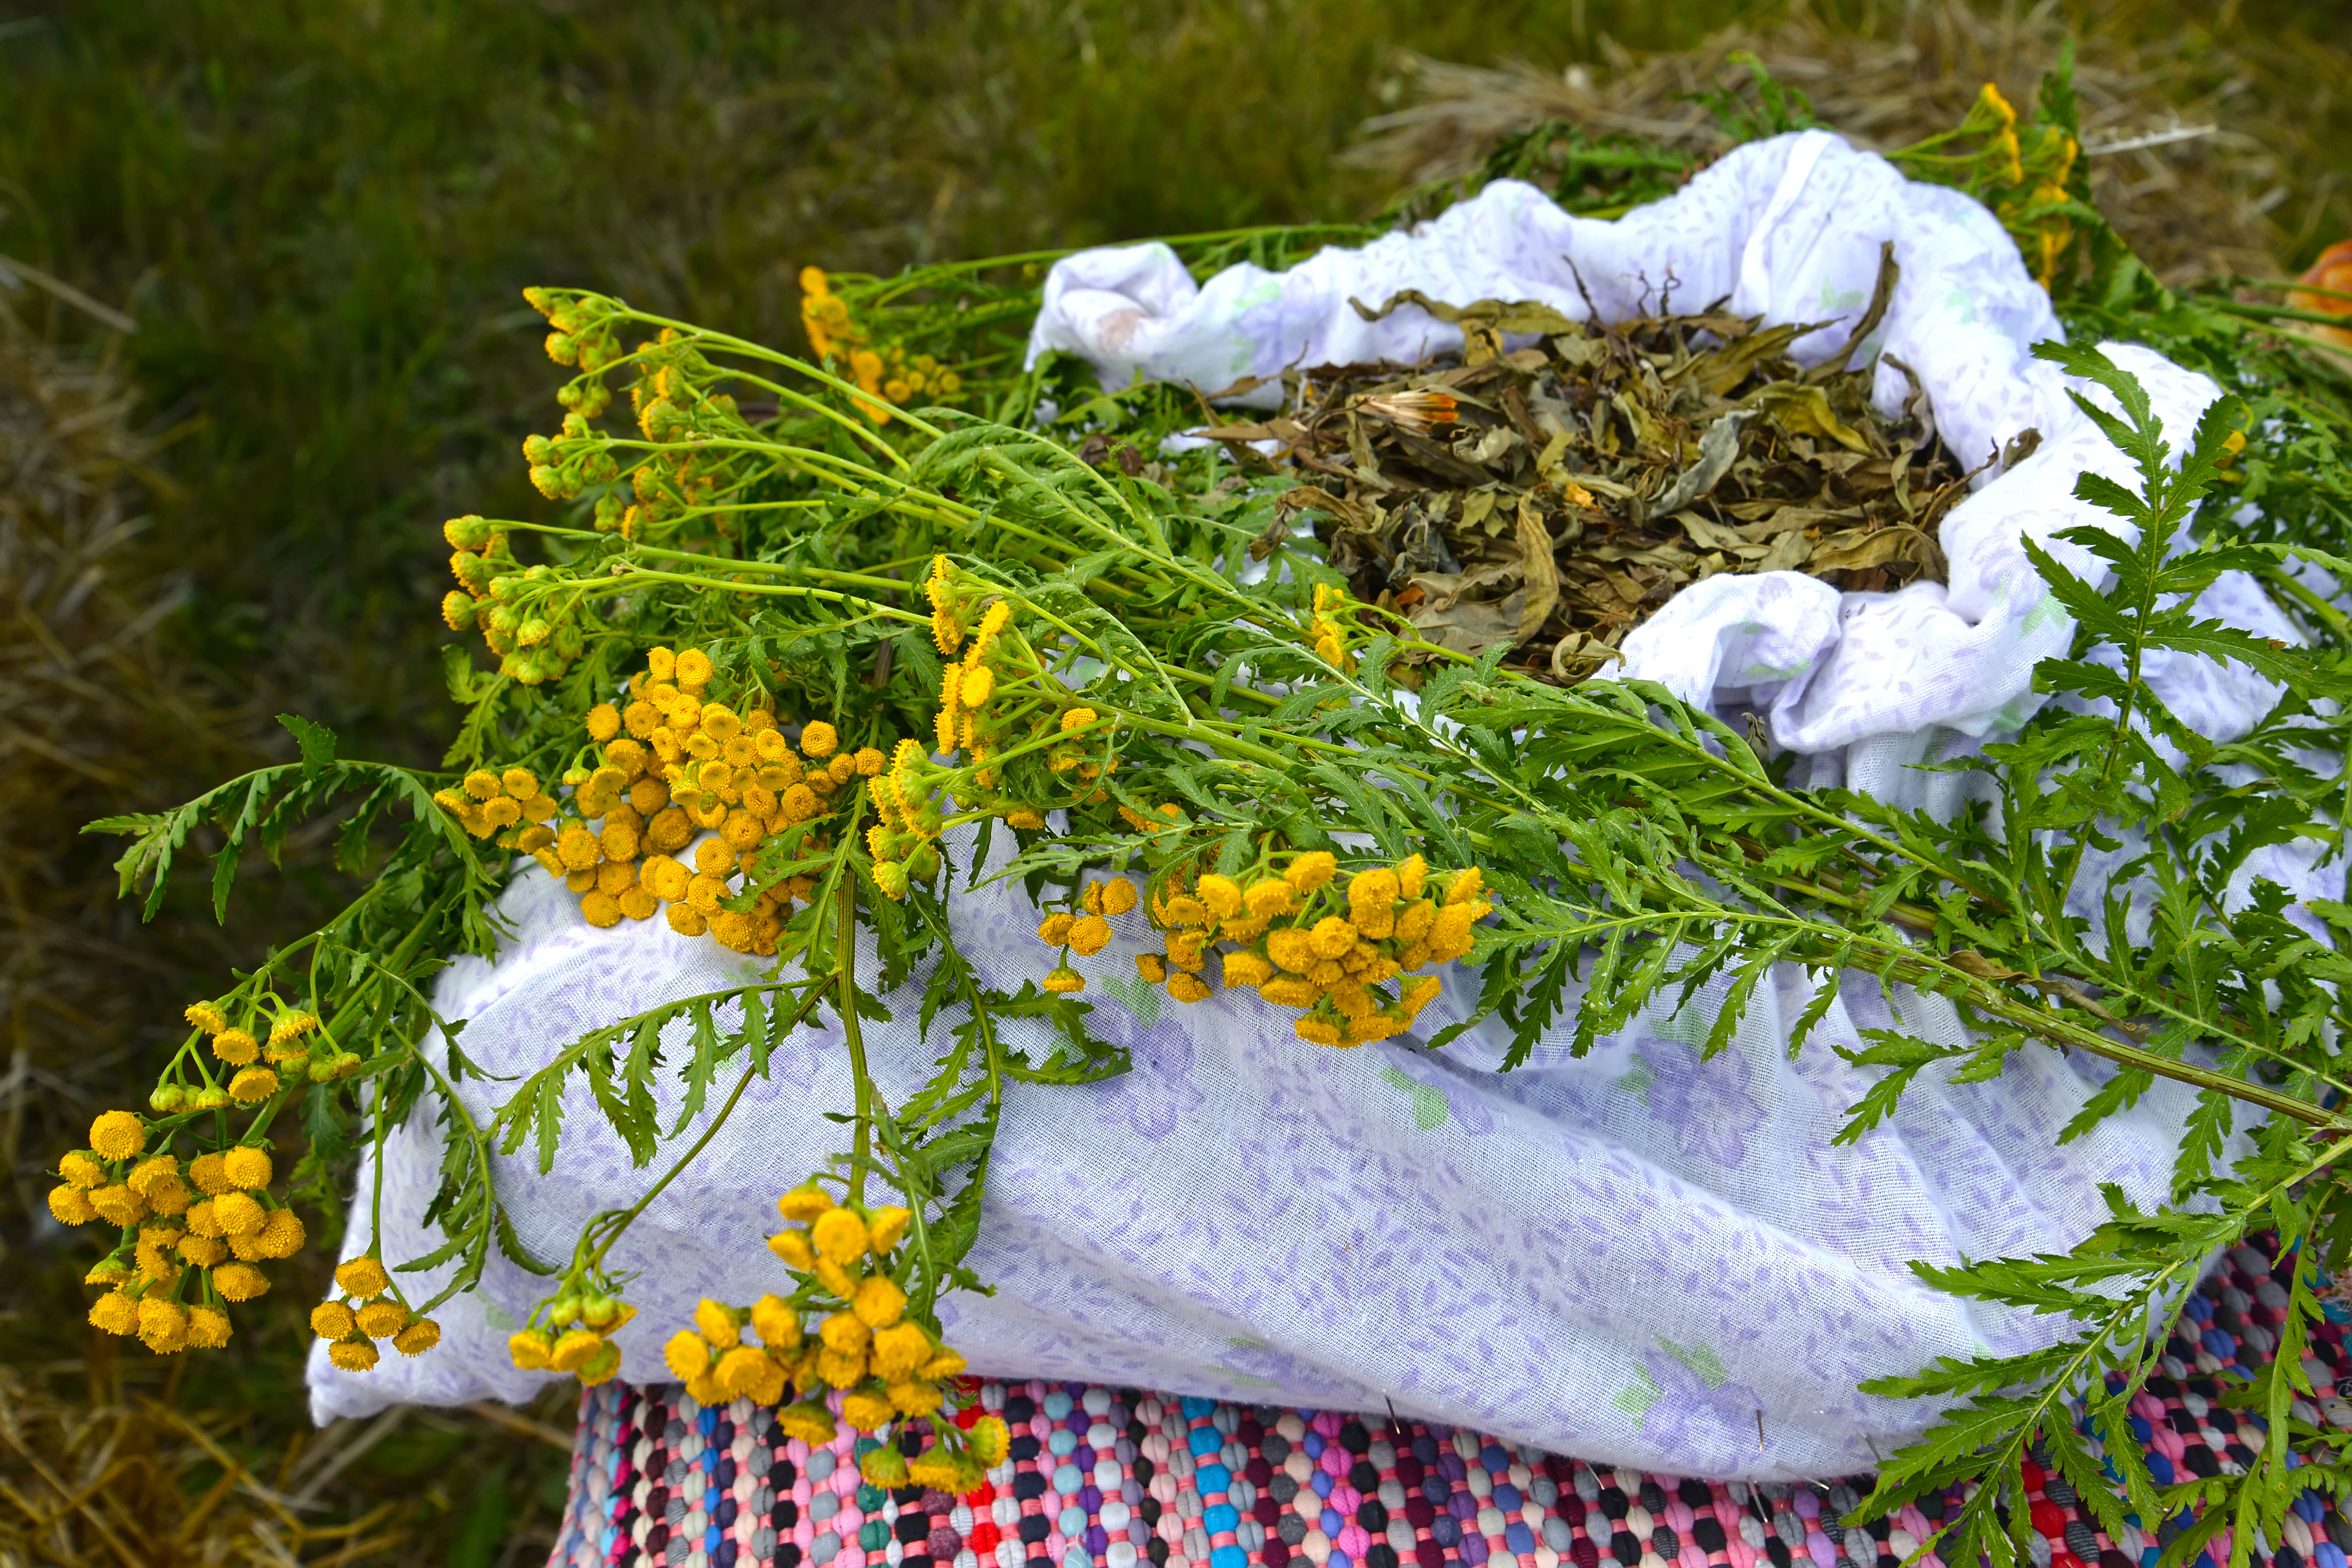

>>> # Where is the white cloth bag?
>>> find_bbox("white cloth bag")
[311,133,2333,1480]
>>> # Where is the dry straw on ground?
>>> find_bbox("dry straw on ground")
[0,286,236,1198]
[1347,0,2324,286]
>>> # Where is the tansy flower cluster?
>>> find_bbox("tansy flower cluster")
[1079,851,1492,1047]
[798,269,962,427]
[439,512,582,687]
[1034,878,1138,995]
[488,645,889,956]
[914,559,1122,813]
[622,332,762,545]
[159,998,358,1112]
[524,285,623,416]
[508,1281,641,1386]
[57,1114,315,1354]
[1917,83,2082,288]
[660,1183,988,1488]
[311,1255,443,1370]
[1307,582,1357,672]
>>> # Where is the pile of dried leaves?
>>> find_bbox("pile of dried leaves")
[1208,251,1982,678]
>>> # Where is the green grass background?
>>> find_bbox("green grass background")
[4,1,2352,1560]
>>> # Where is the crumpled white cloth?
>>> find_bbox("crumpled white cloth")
[311,132,2341,1478]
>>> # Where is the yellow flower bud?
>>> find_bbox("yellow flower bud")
[665,1330,712,1380]
[1197,875,1244,920]
[888,1380,946,1417]
[312,1301,358,1340]
[335,1256,391,1299]
[715,1344,774,1398]
[183,1152,228,1195]
[1067,915,1112,956]
[222,1146,273,1191]
[356,1300,409,1339]
[188,1305,232,1349]
[751,1294,802,1352]
[89,1183,147,1226]
[1042,966,1085,995]
[1168,973,1212,1004]
[842,1389,898,1432]
[212,1191,265,1238]
[1284,852,1337,894]
[871,1320,932,1379]
[252,1208,305,1259]
[394,1317,442,1357]
[548,1327,605,1372]
[819,1310,871,1354]
[814,1256,860,1300]
[330,1338,381,1372]
[227,1067,279,1104]
[812,1206,869,1264]
[59,1150,106,1190]
[1260,974,1319,1009]
[1395,898,1436,945]
[862,1442,913,1486]
[815,1346,867,1388]
[89,1290,141,1337]
[1221,951,1275,989]
[852,1276,906,1330]
[185,1001,229,1035]
[1308,915,1358,959]
[769,1229,817,1269]
[970,1414,1012,1465]
[211,1263,269,1301]
[1396,854,1427,900]
[89,1110,144,1162]
[867,1206,912,1254]
[136,1297,190,1353]
[779,1400,838,1444]
[212,1029,260,1065]
[508,1328,554,1370]
[694,1298,741,1351]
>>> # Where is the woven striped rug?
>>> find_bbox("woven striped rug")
[544,1243,2352,1568]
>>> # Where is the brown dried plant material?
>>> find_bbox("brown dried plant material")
[1347,0,2306,286]
[0,300,232,1069]
[1202,249,1982,680]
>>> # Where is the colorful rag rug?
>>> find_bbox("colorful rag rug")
[545,1244,2352,1568]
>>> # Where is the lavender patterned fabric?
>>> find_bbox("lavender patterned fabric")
[309,133,2342,1480]
[309,820,2261,1480]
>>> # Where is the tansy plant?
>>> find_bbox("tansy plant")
[54,57,2352,1558]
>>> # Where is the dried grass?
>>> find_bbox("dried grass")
[0,291,252,1198]
[1346,0,2332,285]
[0,292,582,1568]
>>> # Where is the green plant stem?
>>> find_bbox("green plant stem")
[835,870,873,1206]
[609,566,929,628]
